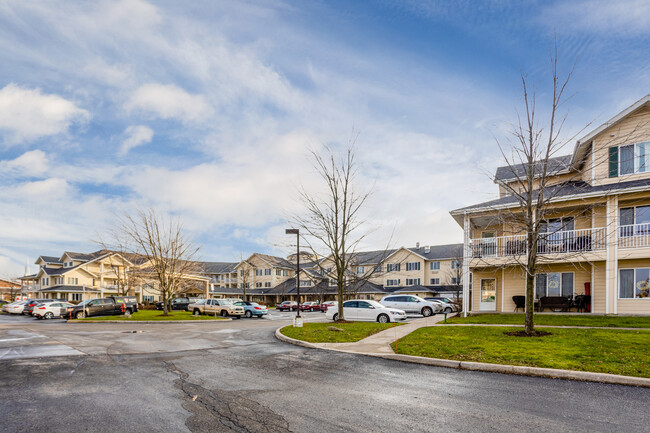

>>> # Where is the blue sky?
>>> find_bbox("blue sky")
[1,0,650,276]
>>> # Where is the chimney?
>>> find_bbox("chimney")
[424,245,430,253]
[416,242,420,249]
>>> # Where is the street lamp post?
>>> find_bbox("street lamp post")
[285,228,300,319]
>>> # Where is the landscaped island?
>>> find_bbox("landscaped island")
[72,310,228,321]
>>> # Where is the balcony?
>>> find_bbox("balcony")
[470,227,608,259]
[619,223,650,249]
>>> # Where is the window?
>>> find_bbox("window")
[255,269,263,276]
[375,265,382,273]
[276,269,282,276]
[619,268,650,299]
[264,268,271,276]
[450,277,460,285]
[430,262,440,270]
[300,280,311,286]
[42,278,49,286]
[406,262,420,271]
[451,260,462,269]
[386,279,400,286]
[255,282,262,288]
[620,206,650,236]
[535,272,574,298]
[72,293,83,301]
[343,301,358,308]
[386,263,400,272]
[265,282,272,288]
[283,270,289,276]
[609,142,650,177]
[67,277,78,285]
[430,278,440,285]
[406,278,420,286]
[356,266,365,275]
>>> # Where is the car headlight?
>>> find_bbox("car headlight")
[389,311,400,315]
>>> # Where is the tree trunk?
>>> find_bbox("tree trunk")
[337,283,344,321]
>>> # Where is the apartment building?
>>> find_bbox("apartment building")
[451,95,650,315]
[0,278,21,301]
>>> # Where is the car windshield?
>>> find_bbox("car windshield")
[367,300,384,308]
[194,299,206,305]
[234,302,245,306]
[76,299,91,306]
[220,300,233,306]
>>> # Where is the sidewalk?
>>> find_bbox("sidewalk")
[310,315,445,354]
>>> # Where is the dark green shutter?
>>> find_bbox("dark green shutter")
[609,146,619,178]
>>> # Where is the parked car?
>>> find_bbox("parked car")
[319,301,337,312]
[6,300,30,314]
[188,298,245,318]
[380,295,442,317]
[424,297,457,313]
[2,300,20,313]
[0,300,8,306]
[276,301,298,312]
[68,296,139,319]
[155,297,202,311]
[23,299,58,316]
[325,299,407,323]
[33,302,75,319]
[235,301,268,318]
[299,301,320,312]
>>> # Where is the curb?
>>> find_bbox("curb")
[67,318,233,323]
[274,326,650,388]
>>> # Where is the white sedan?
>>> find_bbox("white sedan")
[1,301,20,313]
[32,302,75,319]
[326,299,407,323]
[6,300,29,314]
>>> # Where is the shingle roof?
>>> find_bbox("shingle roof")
[384,285,439,294]
[38,285,101,293]
[255,253,294,268]
[200,262,238,274]
[409,244,463,260]
[64,250,110,262]
[38,256,62,264]
[494,154,573,183]
[42,264,84,276]
[451,177,650,214]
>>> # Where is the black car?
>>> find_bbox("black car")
[156,297,201,311]
[68,296,138,319]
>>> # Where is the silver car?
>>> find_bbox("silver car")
[380,295,443,316]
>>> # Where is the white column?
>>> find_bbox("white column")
[613,195,619,315]
[462,212,471,317]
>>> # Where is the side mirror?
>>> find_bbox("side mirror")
[368,305,375,309]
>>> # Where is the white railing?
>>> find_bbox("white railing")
[470,227,607,258]
[619,223,650,249]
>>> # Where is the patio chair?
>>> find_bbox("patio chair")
[512,296,526,312]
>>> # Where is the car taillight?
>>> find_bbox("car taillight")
[254,307,261,310]
[38,307,46,309]
[29,303,36,307]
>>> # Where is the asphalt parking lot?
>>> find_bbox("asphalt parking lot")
[1,311,649,433]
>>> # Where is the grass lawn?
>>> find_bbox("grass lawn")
[72,310,227,321]
[280,322,400,343]
[445,313,650,328]
[392,326,650,378]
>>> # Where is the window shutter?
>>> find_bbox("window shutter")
[609,146,619,177]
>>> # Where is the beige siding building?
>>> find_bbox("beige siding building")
[451,95,650,315]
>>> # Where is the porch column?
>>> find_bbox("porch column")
[605,195,618,314]
[205,281,210,298]
[462,212,470,317]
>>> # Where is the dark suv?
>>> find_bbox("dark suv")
[156,297,201,311]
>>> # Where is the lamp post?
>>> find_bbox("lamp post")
[285,228,300,319]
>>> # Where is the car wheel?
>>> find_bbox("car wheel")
[245,311,253,318]
[421,307,433,317]
[221,310,228,318]
[125,308,133,315]
[44,312,54,319]
[193,309,201,316]
[377,314,389,323]
[75,311,85,319]
[444,307,452,313]
[333,313,339,321]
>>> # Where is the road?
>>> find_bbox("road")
[1,311,649,432]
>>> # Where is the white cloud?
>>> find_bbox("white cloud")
[124,83,213,123]
[120,125,153,155]
[541,0,650,36]
[0,150,48,175]
[0,84,90,144]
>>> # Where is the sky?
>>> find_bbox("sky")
[1,0,650,276]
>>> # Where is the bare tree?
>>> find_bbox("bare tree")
[119,209,200,315]
[294,143,384,321]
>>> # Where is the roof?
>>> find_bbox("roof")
[384,285,439,294]
[37,255,62,264]
[19,274,38,280]
[494,154,573,183]
[42,264,85,276]
[408,244,463,260]
[450,177,650,216]
[63,250,111,262]
[38,285,101,293]
[251,253,294,269]
[200,262,238,274]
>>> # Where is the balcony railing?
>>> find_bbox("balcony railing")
[470,227,608,259]
[619,223,650,249]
